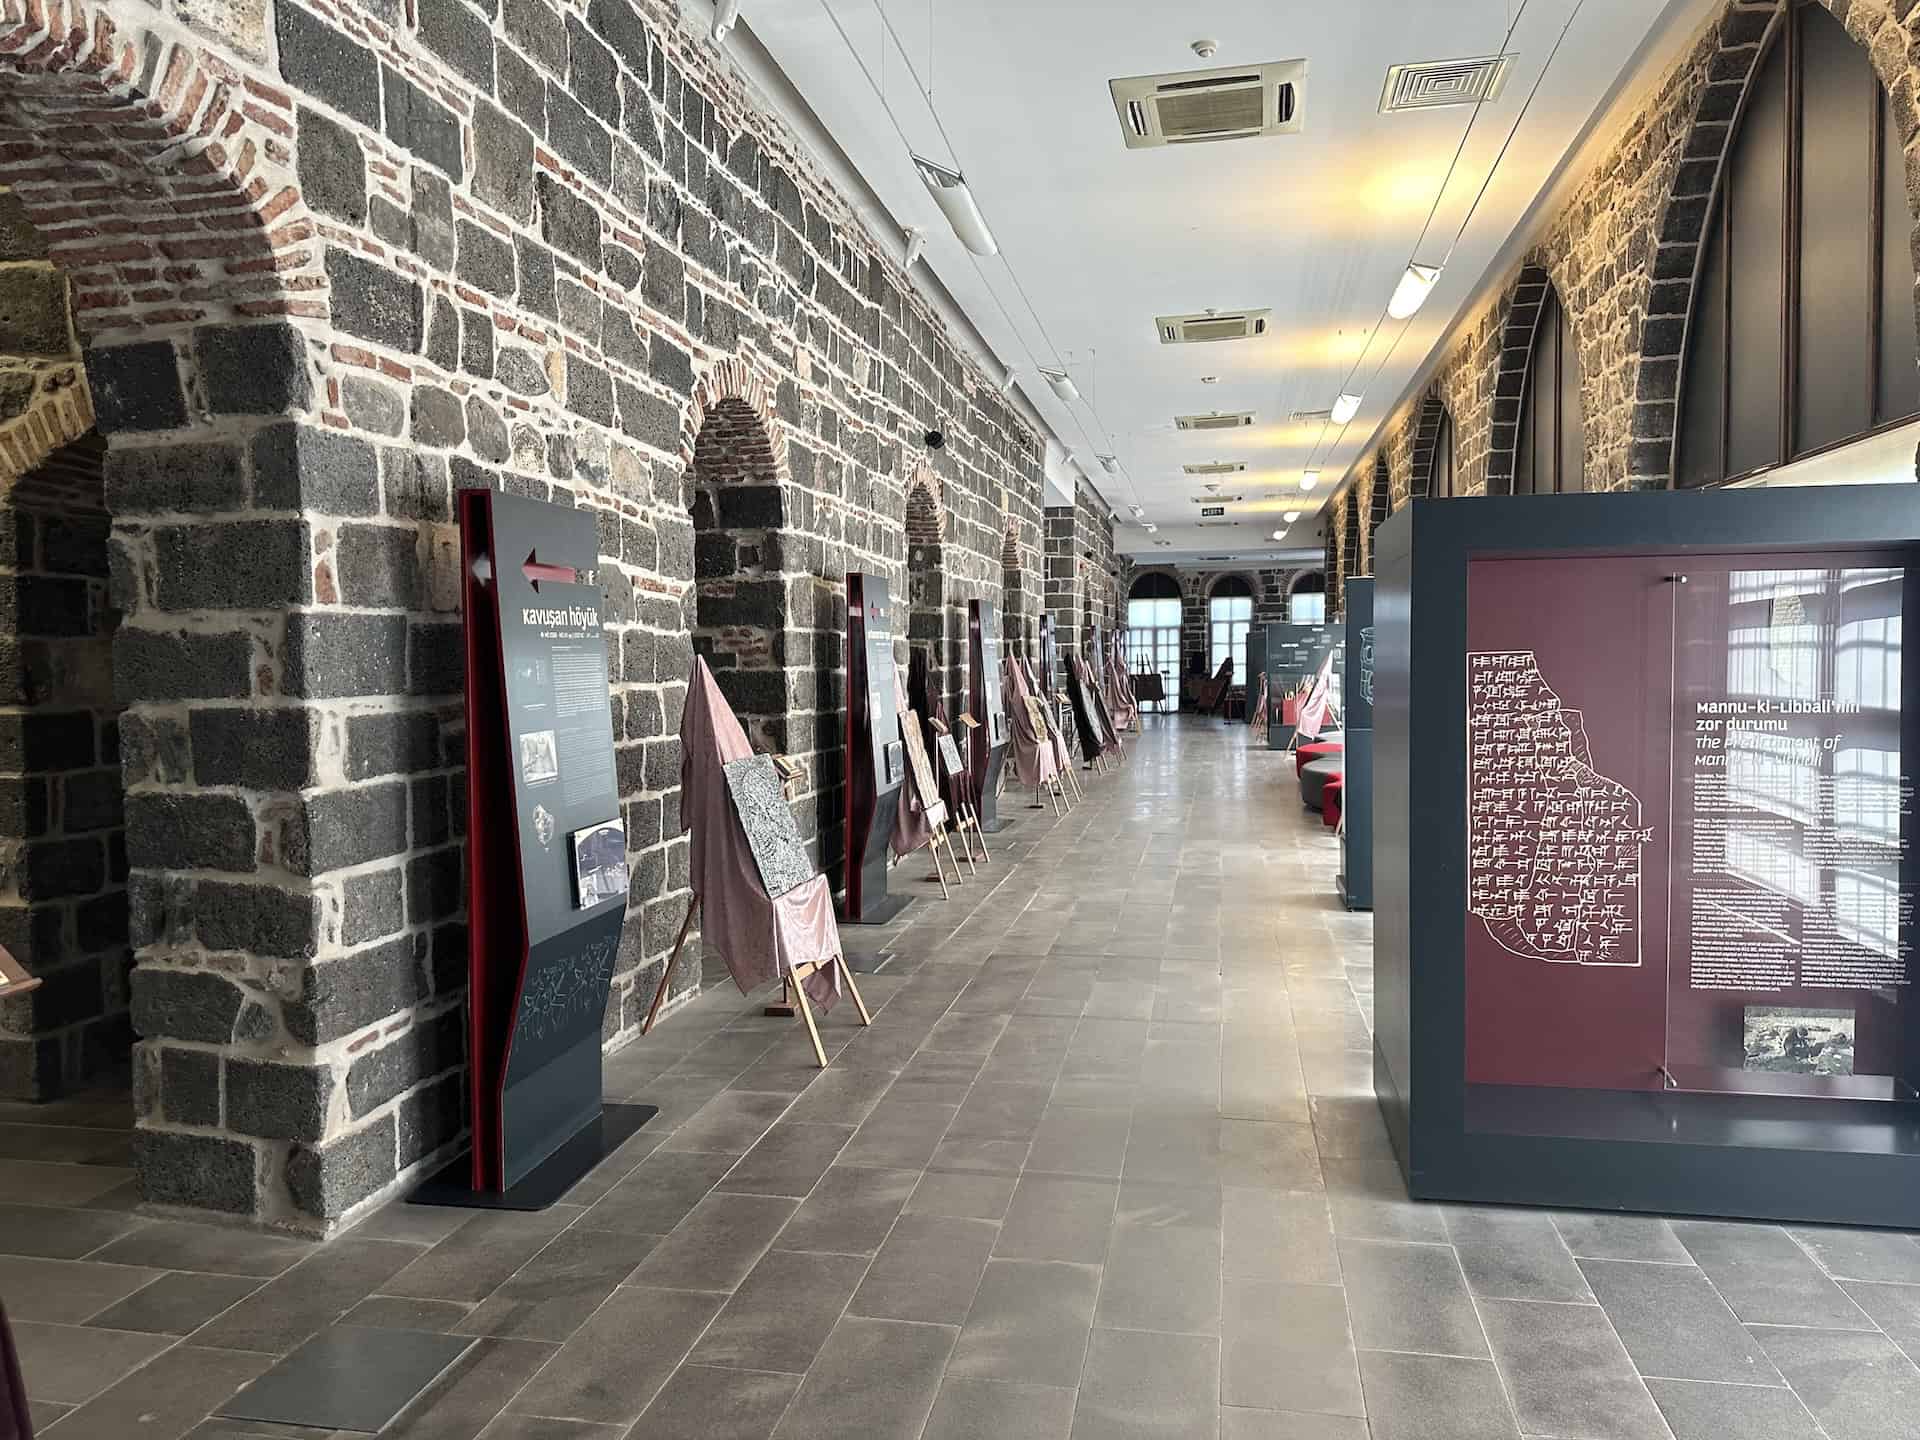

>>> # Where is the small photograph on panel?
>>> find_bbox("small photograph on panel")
[570,818,629,909]
[1743,1006,1856,1076]
[520,729,560,784]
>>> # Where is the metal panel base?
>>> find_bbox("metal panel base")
[407,1102,656,1212]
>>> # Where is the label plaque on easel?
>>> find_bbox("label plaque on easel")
[428,489,651,1210]
[969,598,1012,833]
[842,573,911,924]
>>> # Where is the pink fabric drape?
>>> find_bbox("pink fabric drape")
[1002,655,1058,788]
[680,658,841,1009]
[890,691,935,858]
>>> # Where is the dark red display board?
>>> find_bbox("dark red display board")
[432,490,650,1207]
[1466,551,1916,1102]
[968,599,1010,832]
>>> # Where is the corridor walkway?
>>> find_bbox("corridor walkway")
[7,716,1920,1439]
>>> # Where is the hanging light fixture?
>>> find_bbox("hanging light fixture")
[1283,510,1301,523]
[1299,469,1321,491]
[1387,263,1442,320]
[1330,393,1363,425]
[1039,367,1080,402]
[912,155,997,256]
[1096,454,1119,474]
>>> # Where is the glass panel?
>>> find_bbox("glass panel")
[1728,34,1788,478]
[1666,561,1915,1101]
[1293,592,1327,624]
[1795,2,1876,457]
[1878,88,1919,425]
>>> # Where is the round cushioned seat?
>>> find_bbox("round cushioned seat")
[1301,756,1343,812]
[1322,775,1344,829]
[1295,738,1344,777]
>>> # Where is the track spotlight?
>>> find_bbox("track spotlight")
[911,154,997,256]
[1039,367,1080,403]
[903,226,928,269]
[1331,393,1363,425]
[712,0,739,41]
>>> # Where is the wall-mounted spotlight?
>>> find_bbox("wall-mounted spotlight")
[911,155,997,256]
[903,226,928,269]
[1039,367,1080,403]
[712,0,740,41]
[999,366,1018,394]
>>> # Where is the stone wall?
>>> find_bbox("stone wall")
[1338,0,1920,512]
[0,0,1060,1230]
[1040,478,1118,679]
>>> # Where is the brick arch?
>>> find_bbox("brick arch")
[1365,453,1391,564]
[1409,388,1450,499]
[683,357,789,480]
[1485,263,1557,496]
[904,462,944,544]
[1630,0,1911,487]
[1204,570,1258,602]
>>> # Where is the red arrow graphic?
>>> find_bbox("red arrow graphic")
[522,550,577,591]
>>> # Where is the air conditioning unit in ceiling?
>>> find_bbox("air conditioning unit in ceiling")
[1183,461,1247,476]
[1174,411,1256,432]
[1157,309,1271,344]
[1187,494,1246,504]
[1380,55,1513,113]
[1111,60,1307,148]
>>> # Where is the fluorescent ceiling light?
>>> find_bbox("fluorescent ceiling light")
[712,0,739,40]
[1283,510,1301,522]
[1300,469,1320,491]
[1387,263,1441,320]
[912,154,997,256]
[1039,367,1080,402]
[1330,393,1363,425]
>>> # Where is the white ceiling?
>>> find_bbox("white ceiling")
[737,0,1711,565]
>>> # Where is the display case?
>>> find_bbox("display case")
[1374,487,1920,1228]
[1263,622,1341,751]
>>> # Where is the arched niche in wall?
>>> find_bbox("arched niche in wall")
[688,392,791,752]
[1324,517,1340,619]
[1412,390,1456,498]
[1367,454,1392,555]
[1341,488,1362,579]
[1514,280,1585,494]
[1675,0,1919,487]
[903,468,951,708]
[1000,520,1028,656]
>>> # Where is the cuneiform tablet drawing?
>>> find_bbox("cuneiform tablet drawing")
[723,753,818,900]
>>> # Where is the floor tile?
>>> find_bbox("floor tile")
[1551,1212,1693,1264]
[1444,1208,1592,1303]
[776,1164,919,1254]
[995,1177,1117,1264]
[0,1161,133,1207]
[1790,1229,1920,1286]
[716,1123,854,1198]
[192,1239,426,1355]
[1071,1327,1219,1440]
[688,1248,869,1373]
[506,1286,722,1425]
[850,1213,998,1324]
[838,1101,959,1170]
[1672,1221,1874,1329]
[922,1377,1075,1440]
[1356,1350,1518,1440]
[768,1315,956,1440]
[949,1259,1101,1388]
[0,1255,161,1324]
[662,1091,796,1155]
[1841,1280,1920,1340]
[576,1150,737,1237]
[1217,1120,1321,1191]
[454,1229,659,1341]
[1337,1238,1486,1358]
[1581,1256,1782,1385]
[42,1344,270,1440]
[372,1210,579,1305]
[340,1296,474,1334]
[1478,1297,1669,1440]
[1096,1223,1221,1335]
[626,1192,799,1293]
[214,1326,474,1434]
[474,1416,626,1440]
[1222,1189,1337,1286]
[1026,1107,1131,1179]
[0,1206,149,1262]
[1220,1281,1364,1417]
[907,1170,1017,1220]
[384,1336,559,1440]
[85,1272,264,1336]
[1218,1410,1368,1440]
[1752,1325,1920,1440]
[14,1321,174,1405]
[1646,1379,1824,1440]
[625,1364,800,1440]
[1115,1181,1223,1233]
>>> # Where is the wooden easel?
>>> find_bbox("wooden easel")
[642,893,872,1068]
[0,944,40,1001]
[923,808,961,896]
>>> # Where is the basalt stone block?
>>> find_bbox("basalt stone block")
[125,791,256,873]
[287,1111,396,1219]
[227,1057,334,1142]
[417,0,495,89]
[297,106,366,222]
[461,310,495,380]
[566,355,614,424]
[285,781,410,876]
[131,966,247,1045]
[538,173,601,269]
[154,520,309,611]
[342,377,406,437]
[589,0,652,77]
[425,295,458,373]
[285,613,409,699]
[547,84,612,186]
[411,386,465,449]
[276,2,380,127]
[383,449,453,522]
[497,45,546,133]
[505,0,567,75]
[345,1005,462,1117]
[473,102,535,223]
[191,706,316,790]
[135,1128,259,1215]
[251,422,380,515]
[567,16,619,117]
[327,249,424,353]
[412,170,457,272]
[383,66,463,182]
[406,846,462,924]
[457,221,517,300]
[284,934,422,1044]
[85,341,187,434]
[467,397,510,462]
[617,381,679,453]
[408,621,463,697]
[160,1046,221,1126]
[195,323,311,416]
[194,880,320,959]
[516,237,557,319]
[343,866,405,946]
[347,710,441,781]
[399,1071,462,1167]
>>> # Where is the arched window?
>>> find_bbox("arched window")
[1677,0,1918,487]
[1341,488,1362,577]
[1127,572,1180,712]
[1324,522,1340,619]
[1515,282,1584,493]
[1290,571,1327,625]
[1432,408,1456,497]
[1209,575,1253,679]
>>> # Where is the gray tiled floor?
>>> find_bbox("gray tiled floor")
[10,715,1920,1439]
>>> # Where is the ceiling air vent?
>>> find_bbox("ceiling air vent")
[1380,55,1513,113]
[1187,494,1246,504]
[1196,519,1242,527]
[1175,410,1256,432]
[1183,461,1247,476]
[1111,60,1306,149]
[1157,309,1271,344]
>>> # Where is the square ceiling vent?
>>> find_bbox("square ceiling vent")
[1175,410,1256,432]
[1158,310,1270,344]
[1183,461,1247,476]
[1111,60,1306,148]
[1187,493,1246,504]
[1380,54,1513,113]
